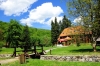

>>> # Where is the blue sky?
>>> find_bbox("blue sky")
[0,0,80,30]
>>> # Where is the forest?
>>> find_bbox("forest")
[0,19,51,48]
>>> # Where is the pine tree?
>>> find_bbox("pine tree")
[54,17,59,44]
[61,15,71,32]
[51,20,55,45]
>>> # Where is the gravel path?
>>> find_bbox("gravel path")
[0,57,19,65]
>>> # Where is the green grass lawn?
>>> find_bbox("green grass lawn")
[1,44,100,66]
[0,43,100,55]
[0,48,23,54]
[47,43,100,55]
[0,46,53,54]
[1,59,100,66]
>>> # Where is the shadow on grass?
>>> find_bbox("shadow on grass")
[70,48,100,52]
[30,52,46,59]
[30,54,40,59]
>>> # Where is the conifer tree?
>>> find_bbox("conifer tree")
[21,25,31,52]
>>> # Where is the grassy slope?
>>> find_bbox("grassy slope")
[47,44,100,55]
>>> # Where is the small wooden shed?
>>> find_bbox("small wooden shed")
[96,37,100,46]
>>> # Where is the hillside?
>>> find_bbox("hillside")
[0,20,51,47]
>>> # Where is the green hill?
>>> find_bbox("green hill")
[0,20,51,47]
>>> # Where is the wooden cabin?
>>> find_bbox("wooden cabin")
[58,26,92,46]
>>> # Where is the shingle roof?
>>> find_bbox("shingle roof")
[60,26,92,36]
[59,26,91,37]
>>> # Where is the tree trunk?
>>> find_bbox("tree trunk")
[12,47,16,57]
[34,45,36,56]
[24,46,28,54]
[93,43,96,52]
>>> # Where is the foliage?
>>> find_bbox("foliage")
[30,28,51,47]
[5,19,22,56]
[67,0,100,51]
[60,15,71,32]
[0,20,51,47]
[0,41,3,49]
[0,29,3,41]
[6,19,22,47]
[51,20,55,45]
[20,25,31,47]
[0,21,8,32]
[51,17,60,45]
[39,35,51,47]
[67,0,100,41]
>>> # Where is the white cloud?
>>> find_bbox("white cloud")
[0,0,37,16]
[73,16,83,25]
[20,2,63,27]
[73,16,82,23]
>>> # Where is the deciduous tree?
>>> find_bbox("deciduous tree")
[6,19,21,56]
[67,0,100,51]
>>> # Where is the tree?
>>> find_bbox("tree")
[0,29,3,49]
[51,17,60,45]
[67,0,100,51]
[6,19,21,56]
[0,29,3,41]
[59,20,62,34]
[54,17,60,44]
[60,15,71,32]
[20,25,31,52]
[51,20,55,45]
[51,16,71,45]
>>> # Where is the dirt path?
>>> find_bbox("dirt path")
[0,57,19,65]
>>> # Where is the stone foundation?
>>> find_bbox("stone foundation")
[40,55,100,62]
[0,54,12,58]
[0,54,18,58]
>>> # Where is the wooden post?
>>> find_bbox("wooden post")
[41,46,43,54]
[50,49,51,55]
[34,45,36,56]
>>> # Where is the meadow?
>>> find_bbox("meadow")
[48,43,100,55]
[1,43,100,66]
